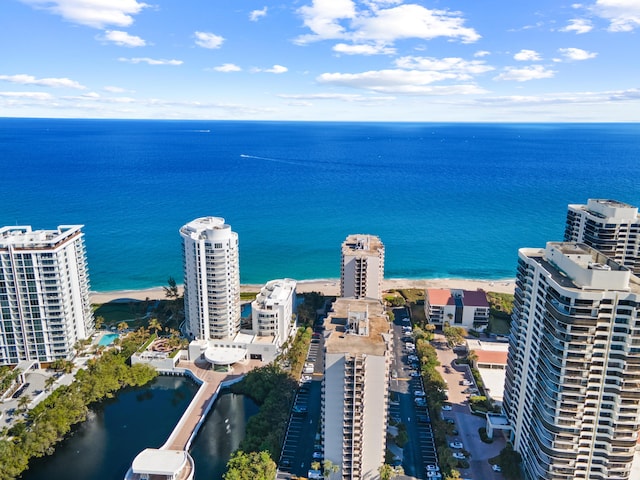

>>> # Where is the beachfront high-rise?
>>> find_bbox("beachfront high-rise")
[565,199,640,275]
[251,278,297,347]
[340,234,385,301]
[322,298,391,480]
[180,217,240,341]
[0,225,93,365]
[503,242,640,480]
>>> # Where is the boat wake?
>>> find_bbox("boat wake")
[240,154,307,167]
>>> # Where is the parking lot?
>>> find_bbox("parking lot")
[277,333,324,479]
[433,334,506,479]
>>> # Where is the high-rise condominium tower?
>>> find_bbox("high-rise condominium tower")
[504,242,640,480]
[0,225,93,365]
[565,199,640,274]
[180,217,240,341]
[340,234,385,301]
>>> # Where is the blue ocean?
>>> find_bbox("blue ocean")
[1,118,639,292]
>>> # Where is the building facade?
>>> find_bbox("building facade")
[180,217,241,341]
[425,288,490,329]
[322,298,391,480]
[503,242,640,480]
[340,235,385,301]
[565,199,640,275]
[251,278,297,347]
[0,225,93,365]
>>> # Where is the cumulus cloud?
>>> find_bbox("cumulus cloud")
[103,85,128,93]
[101,30,146,47]
[333,43,396,55]
[479,88,640,106]
[278,92,395,102]
[514,49,541,61]
[250,6,268,21]
[213,63,242,72]
[0,91,53,100]
[295,1,479,46]
[394,56,494,76]
[494,65,555,82]
[561,18,593,33]
[0,74,86,89]
[118,57,183,65]
[592,0,640,32]
[317,69,487,95]
[474,50,491,57]
[558,47,597,60]
[194,31,225,49]
[252,65,288,74]
[19,0,148,29]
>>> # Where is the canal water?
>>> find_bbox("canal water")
[21,375,258,480]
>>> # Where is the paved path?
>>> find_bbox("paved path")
[163,359,260,451]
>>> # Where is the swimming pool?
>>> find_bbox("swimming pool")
[98,333,119,346]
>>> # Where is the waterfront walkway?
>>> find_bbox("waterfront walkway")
[162,359,260,451]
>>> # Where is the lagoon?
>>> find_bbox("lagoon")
[21,375,257,480]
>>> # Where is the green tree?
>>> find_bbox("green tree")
[94,315,105,330]
[323,459,340,479]
[163,276,180,300]
[148,318,162,336]
[117,321,129,332]
[17,395,31,414]
[443,326,467,346]
[44,376,57,393]
[223,450,276,480]
[379,463,394,480]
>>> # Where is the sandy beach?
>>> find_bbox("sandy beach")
[89,278,515,304]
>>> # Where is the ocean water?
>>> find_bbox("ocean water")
[1,118,639,292]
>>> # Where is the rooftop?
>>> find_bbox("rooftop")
[341,234,384,256]
[323,298,390,356]
[131,448,189,476]
[253,278,296,308]
[0,225,83,250]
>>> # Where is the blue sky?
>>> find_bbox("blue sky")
[1,0,639,121]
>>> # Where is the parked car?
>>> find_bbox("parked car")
[462,379,473,386]
[453,452,466,460]
[449,441,464,449]
[426,465,440,472]
[414,397,427,406]
[441,404,452,411]
[313,451,323,459]
[492,464,502,472]
[292,405,308,414]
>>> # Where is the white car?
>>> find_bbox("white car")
[453,452,465,460]
[414,397,427,406]
[441,405,452,411]
[449,441,463,449]
[492,464,502,472]
[413,390,426,397]
[462,379,473,386]
[426,465,440,472]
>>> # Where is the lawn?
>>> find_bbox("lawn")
[489,317,511,335]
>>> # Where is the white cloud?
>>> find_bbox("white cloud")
[19,0,148,29]
[0,74,86,89]
[592,0,640,32]
[194,31,225,49]
[333,43,396,55]
[278,92,395,102]
[474,50,491,57]
[250,7,268,21]
[213,63,242,72]
[558,47,597,60]
[479,88,640,106]
[101,30,146,47]
[514,49,541,61]
[560,18,593,33]
[118,57,183,65]
[295,1,479,46]
[394,56,494,76]
[266,65,288,74]
[296,0,356,44]
[351,4,480,44]
[103,85,127,93]
[0,91,53,100]
[317,69,487,95]
[494,65,555,82]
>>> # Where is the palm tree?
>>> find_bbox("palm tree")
[148,318,162,336]
[94,315,105,330]
[117,321,129,332]
[323,460,340,480]
[379,464,394,480]
[17,395,30,414]
[44,376,57,392]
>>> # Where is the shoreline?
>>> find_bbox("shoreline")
[89,277,515,304]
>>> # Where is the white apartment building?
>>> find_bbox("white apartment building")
[0,225,93,365]
[251,278,297,347]
[565,199,640,275]
[425,288,490,329]
[340,235,384,301]
[180,217,241,342]
[322,298,391,480]
[503,242,640,480]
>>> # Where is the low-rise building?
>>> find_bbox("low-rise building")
[425,289,489,329]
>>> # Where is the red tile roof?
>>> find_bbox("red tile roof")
[475,350,509,365]
[427,289,454,306]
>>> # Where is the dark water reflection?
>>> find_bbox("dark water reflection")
[21,376,257,480]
